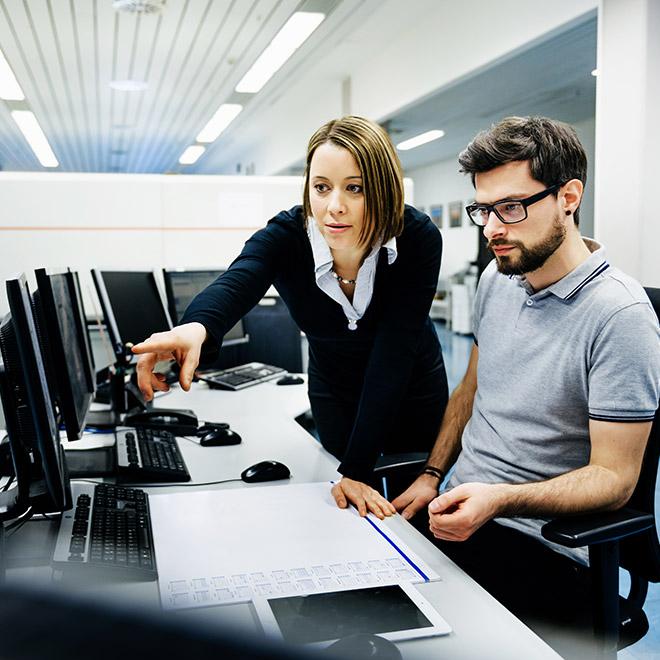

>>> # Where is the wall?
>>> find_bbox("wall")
[0,173,305,315]
[408,116,596,279]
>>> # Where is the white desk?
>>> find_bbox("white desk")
[4,380,560,659]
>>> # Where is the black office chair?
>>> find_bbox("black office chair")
[542,286,660,658]
[244,296,303,373]
[372,452,429,500]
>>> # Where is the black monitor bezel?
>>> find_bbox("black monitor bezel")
[162,268,248,347]
[92,269,173,361]
[2,274,70,513]
[91,268,124,361]
[69,270,96,394]
[34,268,95,441]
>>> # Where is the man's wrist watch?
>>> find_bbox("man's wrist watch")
[419,464,445,483]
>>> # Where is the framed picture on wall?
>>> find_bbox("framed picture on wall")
[429,204,443,229]
[449,201,462,228]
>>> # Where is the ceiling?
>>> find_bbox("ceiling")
[0,0,596,175]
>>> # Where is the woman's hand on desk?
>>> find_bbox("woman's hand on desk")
[132,322,207,401]
[331,478,396,520]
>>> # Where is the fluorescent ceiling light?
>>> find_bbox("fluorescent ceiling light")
[178,144,205,165]
[235,12,325,94]
[109,79,148,91]
[0,48,24,100]
[11,111,58,167]
[196,103,243,143]
[396,130,445,151]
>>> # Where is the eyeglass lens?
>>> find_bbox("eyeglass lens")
[469,201,526,226]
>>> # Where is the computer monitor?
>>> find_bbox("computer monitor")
[0,274,72,516]
[33,268,95,442]
[91,270,173,361]
[162,269,248,346]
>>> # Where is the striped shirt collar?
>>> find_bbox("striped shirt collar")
[516,237,609,300]
[306,218,397,277]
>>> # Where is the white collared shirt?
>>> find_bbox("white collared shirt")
[306,219,397,330]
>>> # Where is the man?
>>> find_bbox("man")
[392,116,660,645]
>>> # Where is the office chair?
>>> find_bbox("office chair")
[244,296,303,373]
[542,286,660,658]
[372,452,430,500]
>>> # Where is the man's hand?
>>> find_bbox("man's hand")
[331,478,397,520]
[428,482,508,541]
[131,322,207,401]
[391,475,440,520]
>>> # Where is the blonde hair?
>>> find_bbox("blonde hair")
[302,116,404,248]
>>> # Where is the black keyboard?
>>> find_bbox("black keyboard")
[198,362,285,390]
[116,427,191,483]
[52,483,157,581]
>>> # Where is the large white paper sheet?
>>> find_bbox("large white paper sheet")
[149,482,440,610]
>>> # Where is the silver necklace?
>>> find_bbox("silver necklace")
[331,270,357,285]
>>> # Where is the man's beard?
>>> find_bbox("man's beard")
[489,214,566,276]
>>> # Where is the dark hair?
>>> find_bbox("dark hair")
[302,116,404,247]
[458,116,587,225]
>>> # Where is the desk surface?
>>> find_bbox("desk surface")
[5,380,560,659]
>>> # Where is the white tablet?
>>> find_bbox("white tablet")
[253,582,451,647]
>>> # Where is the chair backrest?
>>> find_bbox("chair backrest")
[620,287,660,581]
[243,296,303,373]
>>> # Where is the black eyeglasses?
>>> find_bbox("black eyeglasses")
[465,183,565,227]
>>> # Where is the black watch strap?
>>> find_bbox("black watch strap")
[419,464,445,482]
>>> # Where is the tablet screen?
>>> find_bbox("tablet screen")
[267,584,434,644]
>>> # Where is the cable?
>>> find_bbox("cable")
[5,507,34,537]
[71,477,244,489]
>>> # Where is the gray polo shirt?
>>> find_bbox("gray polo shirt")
[448,238,660,563]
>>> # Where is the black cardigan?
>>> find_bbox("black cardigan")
[181,205,443,480]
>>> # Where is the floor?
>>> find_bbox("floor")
[433,322,660,658]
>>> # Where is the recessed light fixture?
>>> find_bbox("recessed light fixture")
[109,79,148,92]
[11,110,58,167]
[0,47,24,100]
[112,0,164,14]
[179,145,205,165]
[235,12,325,94]
[196,104,243,143]
[396,130,445,151]
[591,68,598,77]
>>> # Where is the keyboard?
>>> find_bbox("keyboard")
[198,362,285,391]
[116,426,191,483]
[52,482,157,581]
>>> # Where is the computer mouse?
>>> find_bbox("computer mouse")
[240,460,291,483]
[276,374,304,385]
[325,634,402,660]
[199,428,242,447]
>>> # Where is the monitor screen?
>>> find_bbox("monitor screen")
[162,269,247,345]
[34,269,94,441]
[93,270,172,352]
[0,274,71,514]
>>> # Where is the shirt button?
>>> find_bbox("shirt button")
[348,320,358,330]
[526,299,534,306]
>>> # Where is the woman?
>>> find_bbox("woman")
[133,116,449,518]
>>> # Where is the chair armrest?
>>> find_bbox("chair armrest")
[541,507,654,548]
[373,453,428,476]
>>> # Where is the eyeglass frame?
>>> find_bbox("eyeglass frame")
[465,182,566,227]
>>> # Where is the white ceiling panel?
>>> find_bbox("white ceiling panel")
[0,1,596,175]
